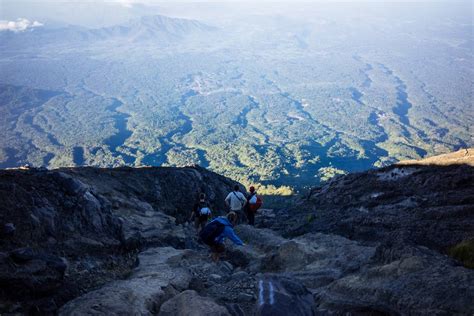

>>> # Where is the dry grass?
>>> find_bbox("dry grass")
[449,239,474,269]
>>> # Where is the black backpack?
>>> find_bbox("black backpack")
[199,220,226,246]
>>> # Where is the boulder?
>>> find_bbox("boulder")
[0,248,67,296]
[315,245,474,315]
[59,247,192,315]
[267,233,375,273]
[233,226,375,290]
[256,275,314,316]
[1,222,15,237]
[52,172,89,195]
[158,290,230,316]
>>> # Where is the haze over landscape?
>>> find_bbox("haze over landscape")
[0,0,472,192]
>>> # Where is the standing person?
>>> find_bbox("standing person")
[245,186,262,226]
[225,185,247,224]
[189,193,212,233]
[199,212,244,262]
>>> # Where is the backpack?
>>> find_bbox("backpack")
[199,220,226,246]
[195,201,210,217]
[249,194,263,213]
[199,207,211,216]
[249,195,258,204]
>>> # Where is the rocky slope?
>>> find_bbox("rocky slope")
[0,166,242,314]
[262,148,474,314]
[1,149,473,315]
[269,149,474,250]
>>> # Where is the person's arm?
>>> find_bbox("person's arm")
[215,232,224,244]
[189,203,198,221]
[223,226,244,245]
[225,193,231,207]
[240,193,247,207]
[208,202,213,219]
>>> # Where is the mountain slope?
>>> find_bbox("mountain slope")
[0,150,473,315]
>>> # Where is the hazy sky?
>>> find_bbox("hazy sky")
[0,0,463,6]
[1,0,471,29]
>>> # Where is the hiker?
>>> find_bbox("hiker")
[189,193,212,233]
[199,212,244,262]
[225,185,247,224]
[245,186,263,226]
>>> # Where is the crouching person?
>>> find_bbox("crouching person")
[199,212,244,262]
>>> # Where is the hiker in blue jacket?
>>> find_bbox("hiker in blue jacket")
[199,212,244,262]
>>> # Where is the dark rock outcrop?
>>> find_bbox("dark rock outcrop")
[0,165,240,314]
[268,154,474,254]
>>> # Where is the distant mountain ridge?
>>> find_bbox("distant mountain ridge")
[0,15,216,46]
[90,15,217,42]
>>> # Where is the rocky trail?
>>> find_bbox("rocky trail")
[1,149,474,315]
[56,219,375,316]
[58,216,474,316]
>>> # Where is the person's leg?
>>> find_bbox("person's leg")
[211,243,225,262]
[211,251,219,262]
[233,210,241,225]
[248,210,255,226]
[237,209,246,225]
[194,217,200,230]
[195,217,202,236]
[246,209,251,224]
[199,218,207,232]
